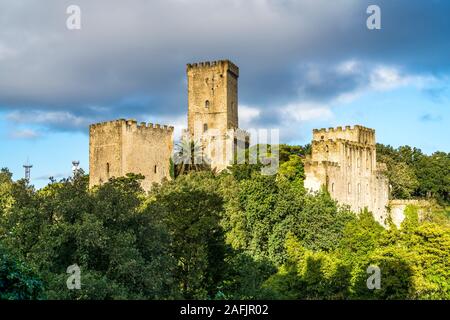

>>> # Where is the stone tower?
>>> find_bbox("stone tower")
[187,60,239,135]
[89,119,173,191]
[185,60,247,171]
[304,125,389,226]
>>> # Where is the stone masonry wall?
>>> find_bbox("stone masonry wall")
[89,119,173,191]
[304,125,390,226]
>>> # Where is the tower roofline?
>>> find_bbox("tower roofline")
[89,119,174,133]
[312,125,375,134]
[186,59,239,76]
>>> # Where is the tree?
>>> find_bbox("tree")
[173,138,212,177]
[220,169,354,266]
[150,172,226,299]
[1,172,176,299]
[262,234,352,300]
[388,162,419,199]
[0,243,44,300]
[278,155,305,183]
[377,144,450,204]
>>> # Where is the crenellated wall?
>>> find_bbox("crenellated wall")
[312,125,375,145]
[304,125,389,226]
[89,119,174,191]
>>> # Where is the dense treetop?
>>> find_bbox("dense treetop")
[0,144,449,299]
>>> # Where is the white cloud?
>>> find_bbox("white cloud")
[369,66,434,91]
[281,102,333,122]
[7,111,90,129]
[9,128,40,139]
[336,60,361,74]
[329,61,438,104]
[239,105,261,128]
[145,114,187,141]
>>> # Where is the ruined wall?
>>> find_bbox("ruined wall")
[389,199,431,227]
[89,119,173,191]
[304,125,389,226]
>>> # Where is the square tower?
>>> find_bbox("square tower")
[304,125,389,227]
[89,119,174,191]
[187,60,239,136]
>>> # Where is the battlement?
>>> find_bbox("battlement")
[187,59,239,77]
[312,125,375,145]
[313,125,374,135]
[90,119,174,133]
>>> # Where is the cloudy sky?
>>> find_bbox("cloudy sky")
[1,0,449,187]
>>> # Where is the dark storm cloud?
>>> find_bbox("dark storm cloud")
[0,0,449,133]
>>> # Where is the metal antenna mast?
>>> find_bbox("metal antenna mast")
[23,158,33,182]
[72,160,80,175]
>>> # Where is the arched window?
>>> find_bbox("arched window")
[205,100,210,108]
[203,123,208,133]
[331,183,335,193]
[154,165,157,174]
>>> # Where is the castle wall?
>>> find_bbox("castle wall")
[304,125,389,226]
[186,60,241,172]
[313,125,375,145]
[89,119,173,191]
[89,120,123,187]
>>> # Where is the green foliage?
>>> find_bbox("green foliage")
[377,144,450,204]
[0,243,44,299]
[1,172,175,299]
[217,252,276,300]
[149,172,226,299]
[262,234,352,299]
[220,170,354,266]
[339,209,384,259]
[262,210,450,300]
[0,141,449,300]
[278,144,309,163]
[278,155,305,183]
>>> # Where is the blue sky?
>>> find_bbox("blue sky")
[0,0,449,188]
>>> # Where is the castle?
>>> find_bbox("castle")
[303,125,389,226]
[89,60,247,190]
[89,59,391,225]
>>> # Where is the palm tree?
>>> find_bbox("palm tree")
[173,138,212,177]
